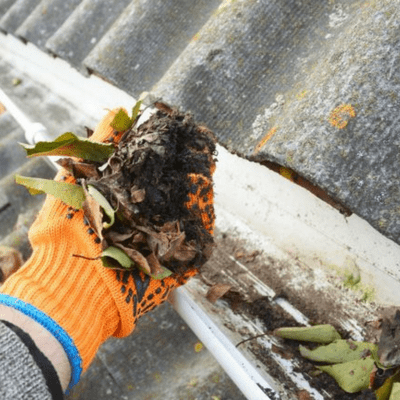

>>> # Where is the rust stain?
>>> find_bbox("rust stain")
[328,104,356,129]
[261,160,353,217]
[254,126,278,154]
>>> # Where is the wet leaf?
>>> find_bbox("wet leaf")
[206,283,232,303]
[88,185,115,229]
[274,325,341,344]
[317,357,375,393]
[15,175,85,209]
[300,340,377,364]
[20,132,114,162]
[101,246,134,270]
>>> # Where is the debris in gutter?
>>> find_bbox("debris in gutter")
[273,323,400,398]
[15,101,217,278]
[206,283,232,303]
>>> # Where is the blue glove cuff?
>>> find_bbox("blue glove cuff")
[0,294,82,392]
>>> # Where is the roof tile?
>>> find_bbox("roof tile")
[15,0,82,48]
[0,0,41,35]
[46,0,131,71]
[83,0,221,95]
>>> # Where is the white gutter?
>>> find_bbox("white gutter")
[169,286,278,400]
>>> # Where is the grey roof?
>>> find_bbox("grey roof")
[0,0,399,244]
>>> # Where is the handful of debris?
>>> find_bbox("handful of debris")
[16,102,217,278]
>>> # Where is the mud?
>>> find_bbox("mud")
[198,229,385,399]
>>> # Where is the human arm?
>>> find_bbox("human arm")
[0,105,216,396]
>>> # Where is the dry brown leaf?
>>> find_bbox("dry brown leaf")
[173,244,197,263]
[297,390,312,400]
[0,246,23,283]
[147,231,170,257]
[105,230,135,243]
[57,158,100,179]
[81,182,103,240]
[146,252,164,276]
[130,188,146,203]
[162,231,186,261]
[114,244,151,274]
[206,283,232,303]
[160,221,179,233]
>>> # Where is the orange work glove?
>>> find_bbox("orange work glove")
[0,108,215,391]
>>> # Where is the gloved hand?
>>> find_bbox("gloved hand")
[0,108,215,391]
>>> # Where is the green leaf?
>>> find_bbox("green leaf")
[15,175,85,209]
[110,109,133,132]
[88,185,115,229]
[20,132,114,162]
[317,357,375,393]
[101,246,135,270]
[131,100,142,122]
[375,369,400,400]
[389,383,400,400]
[300,340,378,364]
[110,101,142,132]
[150,265,173,280]
[274,325,341,344]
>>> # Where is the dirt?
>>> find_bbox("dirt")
[198,229,388,399]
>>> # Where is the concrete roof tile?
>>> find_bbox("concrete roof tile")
[83,0,221,95]
[45,0,131,71]
[0,0,15,16]
[15,0,82,48]
[0,0,41,34]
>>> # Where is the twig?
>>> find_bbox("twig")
[236,333,269,347]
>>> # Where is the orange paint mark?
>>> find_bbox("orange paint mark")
[254,126,278,154]
[328,104,356,129]
[296,90,308,100]
[192,33,200,41]
[0,102,5,115]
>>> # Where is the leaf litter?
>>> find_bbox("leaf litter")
[17,101,217,279]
